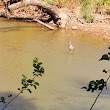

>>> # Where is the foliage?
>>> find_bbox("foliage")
[0,57,44,110]
[80,0,110,14]
[81,11,94,23]
[0,97,6,104]
[80,0,110,22]
[41,0,53,4]
[82,79,106,92]
[86,14,94,23]
[80,0,94,23]
[94,0,110,14]
[52,0,79,8]
[80,0,90,7]
[82,46,110,110]
[99,53,110,60]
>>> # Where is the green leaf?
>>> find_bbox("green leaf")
[1,97,5,103]
[34,82,39,86]
[18,88,20,90]
[33,85,37,89]
[34,69,37,72]
[27,79,33,83]
[83,79,106,92]
[81,86,87,89]
[37,62,42,66]
[108,52,110,55]
[87,88,90,91]
[89,80,95,84]
[99,54,109,61]
[39,67,44,73]
[33,57,38,63]
[22,74,27,79]
[91,88,95,92]
[103,69,108,73]
[23,83,28,88]
[8,94,12,97]
[99,79,105,84]
[1,97,5,101]
[99,85,104,90]
[39,74,42,77]
[22,86,27,89]
[27,89,32,93]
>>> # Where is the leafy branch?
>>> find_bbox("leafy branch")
[82,47,110,110]
[0,57,44,110]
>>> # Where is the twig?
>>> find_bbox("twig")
[3,91,22,110]
[3,73,38,110]
[90,75,110,110]
[33,19,55,30]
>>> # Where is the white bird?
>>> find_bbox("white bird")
[68,37,74,53]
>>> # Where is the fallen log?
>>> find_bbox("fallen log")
[0,8,5,16]
[33,18,55,30]
[7,14,55,30]
[0,0,60,20]
[0,0,84,29]
[26,0,59,19]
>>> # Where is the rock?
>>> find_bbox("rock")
[72,25,77,30]
[59,12,68,28]
[0,2,5,9]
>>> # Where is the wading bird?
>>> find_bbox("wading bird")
[68,36,74,53]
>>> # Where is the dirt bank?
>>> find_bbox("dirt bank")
[80,14,110,40]
[0,1,110,39]
[69,7,110,40]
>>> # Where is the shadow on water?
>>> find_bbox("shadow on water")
[0,92,38,110]
[0,26,38,32]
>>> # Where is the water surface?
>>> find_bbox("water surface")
[0,18,110,110]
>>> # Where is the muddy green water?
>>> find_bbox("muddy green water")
[0,18,110,110]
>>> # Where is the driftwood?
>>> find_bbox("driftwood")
[9,16,55,30]
[0,0,61,29]
[33,19,55,30]
[26,0,59,19]
[0,0,84,29]
[0,0,60,20]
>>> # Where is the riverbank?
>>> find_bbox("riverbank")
[83,21,110,40]
[80,14,110,40]
[0,1,110,40]
[54,6,110,40]
[70,7,110,40]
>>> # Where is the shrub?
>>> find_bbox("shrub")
[41,0,53,4]
[86,15,94,23]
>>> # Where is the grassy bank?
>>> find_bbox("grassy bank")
[42,0,110,23]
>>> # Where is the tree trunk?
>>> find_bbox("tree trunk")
[0,0,60,19]
[0,0,83,29]
[26,0,59,19]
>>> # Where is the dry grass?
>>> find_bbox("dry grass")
[53,0,80,9]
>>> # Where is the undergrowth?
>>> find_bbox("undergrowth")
[80,0,110,23]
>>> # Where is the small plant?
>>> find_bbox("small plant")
[0,57,44,110]
[82,47,110,110]
[81,0,90,8]
[81,9,94,23]
[41,0,53,4]
[80,0,94,23]
[86,15,94,23]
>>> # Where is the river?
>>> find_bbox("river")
[0,18,110,110]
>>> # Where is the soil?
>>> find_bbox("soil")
[55,6,110,39]
[80,14,110,39]
[69,7,110,40]
[0,2,110,39]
